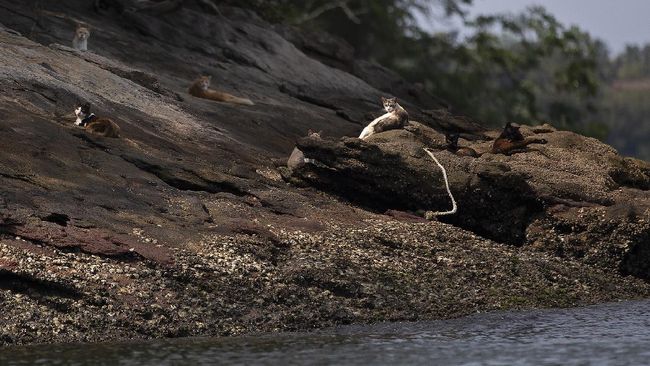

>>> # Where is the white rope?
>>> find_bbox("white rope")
[423,148,457,218]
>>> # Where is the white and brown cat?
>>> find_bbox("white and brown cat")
[359,97,408,140]
[188,75,254,106]
[74,102,121,138]
[72,25,90,51]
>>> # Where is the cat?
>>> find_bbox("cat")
[188,75,254,106]
[445,133,479,158]
[74,102,121,138]
[359,97,408,140]
[491,122,547,155]
[72,25,90,51]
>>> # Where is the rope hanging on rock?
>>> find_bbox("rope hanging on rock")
[423,148,457,218]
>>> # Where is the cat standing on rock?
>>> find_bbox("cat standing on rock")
[72,25,90,51]
[359,97,408,140]
[74,102,121,138]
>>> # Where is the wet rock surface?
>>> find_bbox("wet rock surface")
[0,0,649,346]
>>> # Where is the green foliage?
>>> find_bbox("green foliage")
[394,6,602,130]
[613,45,650,79]
[599,88,650,159]
[462,10,606,138]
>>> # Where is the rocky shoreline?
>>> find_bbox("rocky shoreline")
[2,219,649,346]
[0,0,649,346]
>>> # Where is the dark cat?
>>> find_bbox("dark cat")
[491,123,546,155]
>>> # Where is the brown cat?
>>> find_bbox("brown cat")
[74,102,121,138]
[445,133,479,157]
[491,123,547,155]
[188,75,254,106]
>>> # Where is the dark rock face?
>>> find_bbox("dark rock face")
[0,0,649,346]
[527,191,650,280]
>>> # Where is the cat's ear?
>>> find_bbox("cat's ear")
[381,96,387,102]
[307,129,314,135]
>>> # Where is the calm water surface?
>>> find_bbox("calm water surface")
[2,300,649,365]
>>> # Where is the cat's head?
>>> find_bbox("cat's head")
[198,75,212,89]
[74,102,91,118]
[381,97,398,112]
[445,133,459,146]
[502,122,523,140]
[75,26,90,40]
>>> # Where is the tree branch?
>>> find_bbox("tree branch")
[294,0,362,25]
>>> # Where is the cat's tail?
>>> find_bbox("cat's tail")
[359,125,374,140]
[203,90,255,105]
[423,148,457,218]
[223,95,255,106]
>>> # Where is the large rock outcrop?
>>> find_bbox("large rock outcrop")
[290,123,650,278]
[0,0,648,345]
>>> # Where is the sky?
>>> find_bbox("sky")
[466,0,650,55]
